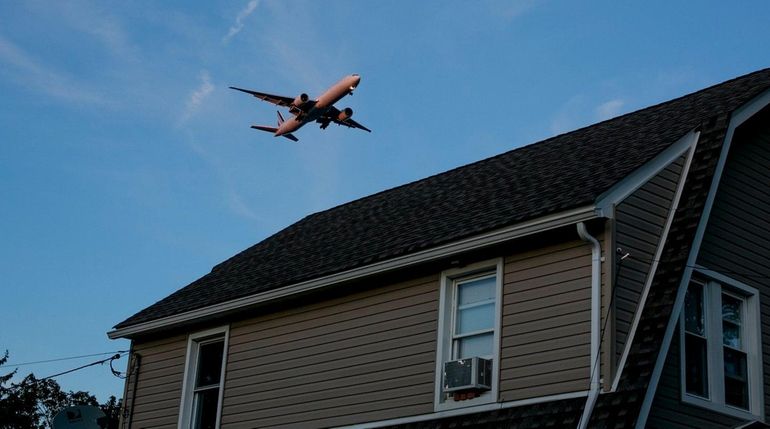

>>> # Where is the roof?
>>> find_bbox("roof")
[115,68,770,330]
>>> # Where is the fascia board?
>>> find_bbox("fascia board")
[108,205,598,339]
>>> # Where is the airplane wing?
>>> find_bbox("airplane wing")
[229,86,295,107]
[324,106,372,132]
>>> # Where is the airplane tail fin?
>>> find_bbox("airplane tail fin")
[277,110,286,126]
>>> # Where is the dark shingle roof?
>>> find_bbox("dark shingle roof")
[115,68,770,330]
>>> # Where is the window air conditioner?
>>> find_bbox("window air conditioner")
[443,357,492,392]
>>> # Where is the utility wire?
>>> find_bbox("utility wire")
[2,350,129,368]
[6,353,128,388]
[39,353,125,381]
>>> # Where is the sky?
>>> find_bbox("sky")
[1,0,769,402]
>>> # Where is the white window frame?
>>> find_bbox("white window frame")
[434,258,503,411]
[679,270,763,420]
[178,325,230,429]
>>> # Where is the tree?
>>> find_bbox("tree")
[0,350,122,429]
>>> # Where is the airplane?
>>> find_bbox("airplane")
[230,74,371,142]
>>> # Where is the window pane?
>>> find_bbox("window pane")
[458,276,495,306]
[196,340,224,388]
[684,334,709,397]
[192,388,220,429]
[684,283,704,335]
[721,294,742,325]
[457,333,493,358]
[456,303,494,334]
[722,321,742,349]
[724,348,749,409]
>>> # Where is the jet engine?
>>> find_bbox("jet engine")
[293,93,309,107]
[337,107,353,121]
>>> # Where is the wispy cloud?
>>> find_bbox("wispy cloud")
[549,94,585,135]
[179,70,215,124]
[223,0,259,44]
[226,189,260,221]
[595,99,625,121]
[0,34,103,104]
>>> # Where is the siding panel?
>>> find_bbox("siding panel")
[124,334,187,429]
[220,275,439,428]
[500,239,593,401]
[614,155,685,365]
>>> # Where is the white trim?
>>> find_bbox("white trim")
[178,325,230,429]
[679,276,763,420]
[610,131,699,392]
[635,87,770,428]
[434,258,503,411]
[594,131,698,217]
[109,206,597,339]
[336,391,589,429]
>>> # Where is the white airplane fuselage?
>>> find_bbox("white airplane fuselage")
[275,74,361,137]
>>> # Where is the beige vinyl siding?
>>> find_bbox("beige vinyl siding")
[646,325,743,428]
[124,333,187,429]
[220,275,439,429]
[694,116,770,419]
[500,239,593,401]
[613,155,685,364]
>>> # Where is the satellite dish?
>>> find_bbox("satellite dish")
[52,405,107,429]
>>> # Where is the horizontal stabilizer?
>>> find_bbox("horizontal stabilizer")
[251,125,278,133]
[250,125,299,142]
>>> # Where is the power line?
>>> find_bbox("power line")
[2,350,129,368]
[5,353,129,389]
[39,354,124,381]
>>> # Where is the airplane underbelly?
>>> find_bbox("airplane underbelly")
[304,108,325,122]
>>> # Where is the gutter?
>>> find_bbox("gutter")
[108,205,597,339]
[576,222,602,429]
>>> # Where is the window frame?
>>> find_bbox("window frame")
[434,258,503,411]
[178,325,230,429]
[679,271,763,420]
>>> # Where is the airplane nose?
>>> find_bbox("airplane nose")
[351,74,361,86]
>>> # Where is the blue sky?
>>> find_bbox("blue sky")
[1,1,769,401]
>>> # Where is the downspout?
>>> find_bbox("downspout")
[576,222,602,429]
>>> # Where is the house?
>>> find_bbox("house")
[108,68,770,429]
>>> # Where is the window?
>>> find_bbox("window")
[435,259,502,410]
[179,326,229,429]
[681,275,762,418]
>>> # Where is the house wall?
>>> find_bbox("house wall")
[500,239,592,401]
[221,275,439,429]
[124,233,603,428]
[649,110,770,422]
[122,333,188,429]
[613,154,686,364]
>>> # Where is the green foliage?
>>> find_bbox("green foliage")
[0,350,122,429]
